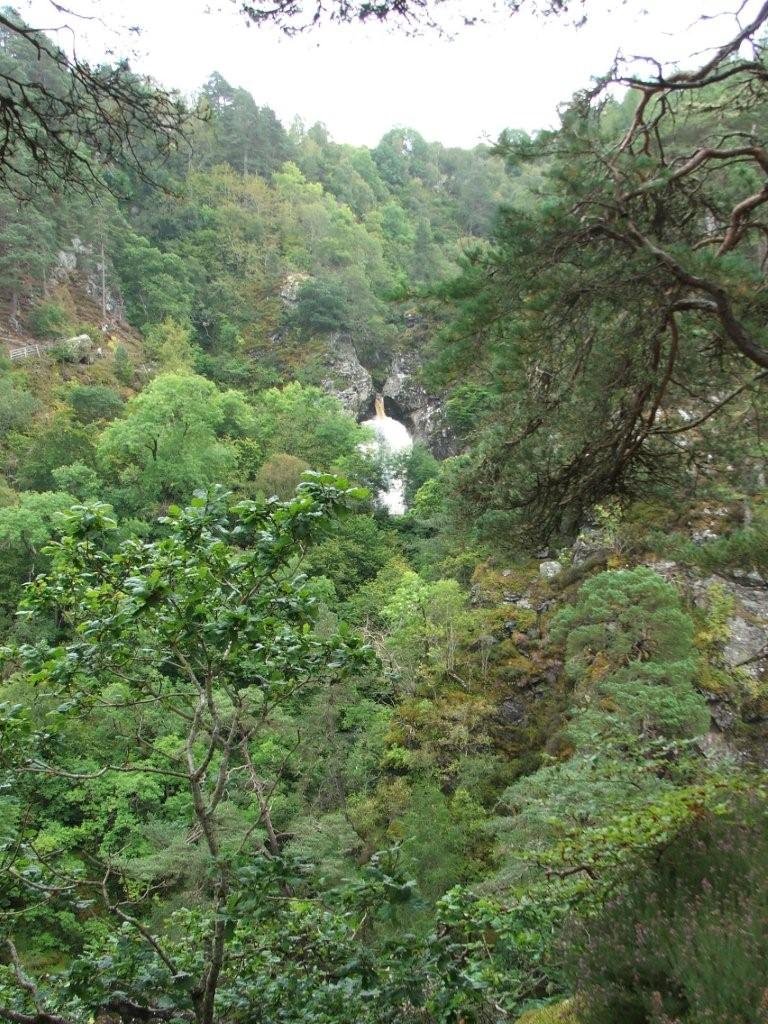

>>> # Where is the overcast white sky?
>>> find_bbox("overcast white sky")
[16,0,765,148]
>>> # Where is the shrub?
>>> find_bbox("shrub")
[113,343,134,385]
[143,317,197,371]
[15,417,96,492]
[67,385,124,424]
[551,567,709,740]
[649,511,768,584]
[0,377,39,436]
[253,452,310,499]
[194,351,269,388]
[51,462,101,500]
[564,797,768,1024]
[400,442,439,505]
[517,1002,580,1024]
[250,382,365,470]
[28,300,72,339]
[73,322,102,342]
[49,341,80,364]
[694,512,768,583]
[304,513,397,600]
[292,278,349,335]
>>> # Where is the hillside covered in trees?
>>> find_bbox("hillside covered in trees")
[1,4,767,1024]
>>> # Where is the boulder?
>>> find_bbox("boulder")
[499,696,526,725]
[539,559,563,580]
[62,333,95,363]
[571,527,608,565]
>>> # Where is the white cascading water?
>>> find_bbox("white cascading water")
[362,394,413,515]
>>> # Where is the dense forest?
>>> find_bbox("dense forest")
[0,3,767,1023]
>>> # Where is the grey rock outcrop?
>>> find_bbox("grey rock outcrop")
[279,272,309,309]
[53,236,122,318]
[571,527,609,566]
[62,333,99,363]
[723,613,767,676]
[632,566,768,687]
[383,351,454,456]
[499,696,527,725]
[319,334,374,419]
[539,560,563,580]
[689,575,768,679]
[55,249,78,276]
[696,729,738,762]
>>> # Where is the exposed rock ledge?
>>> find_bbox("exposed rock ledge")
[319,334,373,419]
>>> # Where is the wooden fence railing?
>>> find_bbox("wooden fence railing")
[7,341,56,361]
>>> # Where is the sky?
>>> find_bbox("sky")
[17,0,765,149]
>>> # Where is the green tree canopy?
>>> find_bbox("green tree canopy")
[0,480,371,1024]
[249,382,366,470]
[96,373,248,507]
[436,4,768,544]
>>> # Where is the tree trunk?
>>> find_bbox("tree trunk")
[100,236,107,322]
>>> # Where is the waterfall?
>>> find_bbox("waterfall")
[362,394,413,515]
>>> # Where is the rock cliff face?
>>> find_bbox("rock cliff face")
[53,236,123,319]
[382,351,454,457]
[691,574,768,680]
[319,334,374,419]
[319,336,454,456]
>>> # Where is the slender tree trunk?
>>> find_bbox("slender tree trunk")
[100,236,107,322]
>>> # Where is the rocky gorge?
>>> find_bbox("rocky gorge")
[318,331,456,457]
